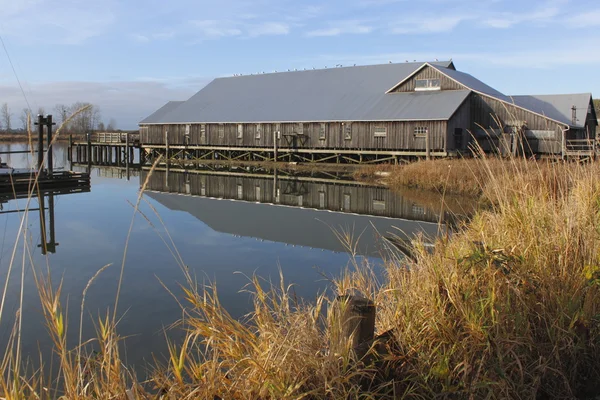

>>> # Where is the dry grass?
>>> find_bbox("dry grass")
[354,157,558,198]
[1,132,600,398]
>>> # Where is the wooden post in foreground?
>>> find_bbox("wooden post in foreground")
[425,128,431,160]
[329,295,376,358]
[273,130,278,162]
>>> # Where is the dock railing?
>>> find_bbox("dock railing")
[93,132,140,144]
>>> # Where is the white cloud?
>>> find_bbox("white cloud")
[130,34,150,43]
[391,15,469,34]
[191,20,243,38]
[566,9,600,28]
[247,22,290,37]
[306,20,373,37]
[188,19,290,40]
[481,3,561,28]
[0,0,116,45]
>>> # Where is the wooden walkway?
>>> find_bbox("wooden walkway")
[0,170,90,194]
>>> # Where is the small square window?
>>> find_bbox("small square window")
[255,185,261,200]
[373,126,387,137]
[414,126,427,138]
[319,123,326,140]
[319,191,325,208]
[344,123,352,140]
[255,124,261,139]
[343,193,351,210]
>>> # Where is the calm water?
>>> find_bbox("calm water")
[0,142,452,373]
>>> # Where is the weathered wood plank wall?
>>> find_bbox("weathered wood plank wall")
[140,120,448,152]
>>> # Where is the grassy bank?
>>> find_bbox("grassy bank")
[354,158,557,197]
[2,157,600,399]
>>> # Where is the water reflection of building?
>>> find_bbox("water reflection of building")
[141,168,449,256]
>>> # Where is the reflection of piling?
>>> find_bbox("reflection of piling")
[38,194,47,254]
[126,132,130,180]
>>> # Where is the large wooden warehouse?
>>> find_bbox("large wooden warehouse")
[139,61,597,162]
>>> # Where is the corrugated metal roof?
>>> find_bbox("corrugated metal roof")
[140,61,466,124]
[140,101,185,124]
[511,93,593,128]
[429,64,512,102]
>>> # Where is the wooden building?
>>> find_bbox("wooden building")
[139,61,597,162]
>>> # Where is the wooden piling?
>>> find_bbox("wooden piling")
[37,115,44,171]
[425,128,431,161]
[329,295,376,358]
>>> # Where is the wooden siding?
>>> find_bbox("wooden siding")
[470,94,565,155]
[141,170,444,223]
[446,99,471,151]
[140,120,448,151]
[392,65,465,93]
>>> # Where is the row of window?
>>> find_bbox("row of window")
[177,124,429,139]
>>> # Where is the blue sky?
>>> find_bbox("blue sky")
[0,0,598,129]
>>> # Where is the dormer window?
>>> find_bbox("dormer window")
[415,78,441,91]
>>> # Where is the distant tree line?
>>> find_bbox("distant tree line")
[0,102,118,134]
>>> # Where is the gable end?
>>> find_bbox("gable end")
[390,65,467,93]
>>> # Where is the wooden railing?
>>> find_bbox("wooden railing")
[565,139,594,152]
[92,132,140,144]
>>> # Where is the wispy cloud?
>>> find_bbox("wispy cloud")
[247,22,290,37]
[0,0,116,45]
[191,20,243,38]
[481,2,562,28]
[390,15,470,34]
[306,20,373,37]
[566,9,600,28]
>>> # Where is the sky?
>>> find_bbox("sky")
[0,0,598,129]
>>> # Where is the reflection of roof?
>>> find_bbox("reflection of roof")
[139,61,470,124]
[140,101,185,124]
[145,191,443,257]
[511,94,593,128]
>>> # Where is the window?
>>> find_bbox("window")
[319,123,326,140]
[343,194,351,210]
[344,123,352,140]
[255,185,261,200]
[415,78,441,91]
[185,124,190,136]
[319,191,326,208]
[218,124,224,139]
[297,123,304,135]
[414,126,427,138]
[275,124,281,140]
[373,126,387,137]
[237,124,243,139]
[237,184,243,199]
[200,124,206,139]
[255,124,261,139]
[297,195,303,206]
[373,200,386,211]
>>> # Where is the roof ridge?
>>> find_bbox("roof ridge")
[216,60,453,79]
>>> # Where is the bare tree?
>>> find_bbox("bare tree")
[98,121,105,131]
[106,118,117,131]
[19,108,31,132]
[1,103,11,133]
[37,107,45,117]
[54,104,70,130]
